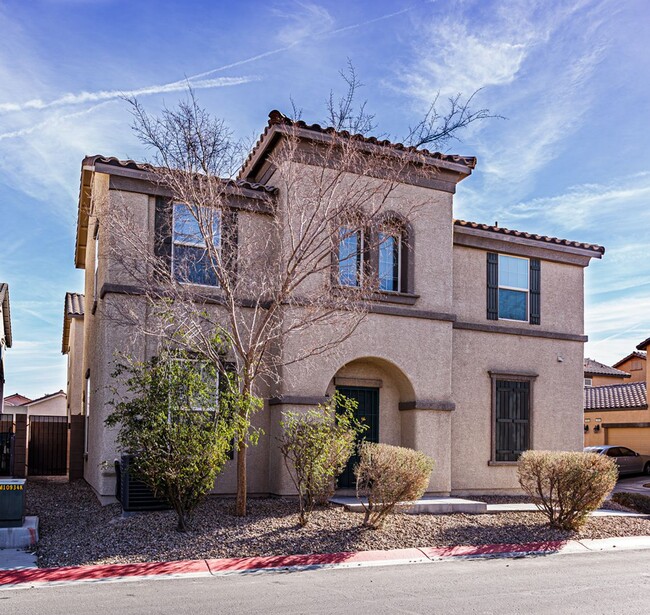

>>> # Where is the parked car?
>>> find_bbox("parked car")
[584,445,650,476]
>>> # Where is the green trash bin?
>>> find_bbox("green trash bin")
[0,478,26,528]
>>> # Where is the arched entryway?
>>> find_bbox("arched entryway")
[328,357,416,489]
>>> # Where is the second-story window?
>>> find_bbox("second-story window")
[338,227,364,287]
[378,230,402,292]
[172,203,221,287]
[498,254,529,321]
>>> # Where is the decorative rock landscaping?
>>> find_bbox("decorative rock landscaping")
[25,478,650,569]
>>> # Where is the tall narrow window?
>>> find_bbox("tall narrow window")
[338,227,363,287]
[93,229,99,303]
[172,204,221,286]
[493,378,532,462]
[498,255,529,321]
[378,231,401,292]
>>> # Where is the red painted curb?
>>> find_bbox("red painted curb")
[0,540,567,587]
[0,558,209,586]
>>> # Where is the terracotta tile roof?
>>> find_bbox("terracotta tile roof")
[613,351,647,369]
[583,358,630,378]
[62,292,84,354]
[83,155,278,194]
[3,393,31,406]
[584,382,647,410]
[238,110,477,180]
[454,220,605,254]
[65,292,84,317]
[637,337,650,351]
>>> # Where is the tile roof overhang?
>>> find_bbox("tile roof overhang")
[0,283,12,348]
[453,220,604,265]
[637,337,650,351]
[62,292,85,354]
[237,111,477,188]
[74,155,277,269]
[583,358,630,378]
[613,351,647,369]
[584,382,647,411]
[3,393,32,406]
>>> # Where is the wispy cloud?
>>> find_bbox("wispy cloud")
[0,76,258,114]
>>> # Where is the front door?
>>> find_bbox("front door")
[336,386,379,489]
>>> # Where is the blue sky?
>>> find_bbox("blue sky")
[0,0,648,398]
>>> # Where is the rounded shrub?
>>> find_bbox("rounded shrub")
[356,442,434,529]
[517,450,618,531]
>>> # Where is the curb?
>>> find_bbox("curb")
[2,536,650,588]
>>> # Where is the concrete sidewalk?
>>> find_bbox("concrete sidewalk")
[3,536,650,589]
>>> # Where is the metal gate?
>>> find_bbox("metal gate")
[0,416,13,476]
[336,386,379,489]
[28,416,68,476]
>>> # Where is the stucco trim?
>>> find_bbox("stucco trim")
[603,422,650,428]
[398,400,456,411]
[268,395,328,406]
[334,377,383,389]
[455,321,587,342]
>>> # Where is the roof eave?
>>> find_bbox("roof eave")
[239,123,476,184]
[0,284,12,348]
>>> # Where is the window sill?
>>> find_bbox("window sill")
[487,460,519,467]
[369,291,419,305]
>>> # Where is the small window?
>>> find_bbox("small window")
[378,231,401,292]
[338,227,364,287]
[498,255,529,321]
[584,378,593,387]
[492,377,532,462]
[84,375,91,455]
[631,360,642,371]
[172,204,220,287]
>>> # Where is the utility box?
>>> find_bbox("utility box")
[0,478,26,528]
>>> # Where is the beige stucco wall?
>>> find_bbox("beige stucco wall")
[451,331,585,494]
[24,394,67,417]
[614,355,647,384]
[584,408,650,447]
[76,153,596,500]
[66,317,85,417]
[453,244,585,334]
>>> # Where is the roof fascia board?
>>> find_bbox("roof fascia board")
[453,225,599,264]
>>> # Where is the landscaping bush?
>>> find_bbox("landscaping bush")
[356,442,434,529]
[279,394,364,526]
[518,450,618,531]
[612,492,650,514]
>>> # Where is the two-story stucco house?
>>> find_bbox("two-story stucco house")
[65,112,604,502]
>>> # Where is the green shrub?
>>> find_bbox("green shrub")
[518,450,618,531]
[612,492,650,514]
[356,442,434,529]
[279,394,364,526]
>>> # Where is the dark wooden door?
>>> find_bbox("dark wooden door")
[336,386,379,489]
[28,416,68,476]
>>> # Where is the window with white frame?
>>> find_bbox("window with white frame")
[378,230,402,292]
[498,255,529,321]
[584,377,593,387]
[172,203,221,287]
[84,375,90,455]
[338,226,364,287]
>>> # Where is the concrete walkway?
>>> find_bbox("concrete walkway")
[0,549,37,570]
[613,475,650,495]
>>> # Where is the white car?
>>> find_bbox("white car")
[584,445,650,476]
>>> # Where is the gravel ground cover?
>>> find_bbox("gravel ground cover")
[26,479,650,569]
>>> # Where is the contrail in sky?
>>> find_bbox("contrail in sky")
[0,6,411,114]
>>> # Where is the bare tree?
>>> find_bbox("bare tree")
[102,71,488,515]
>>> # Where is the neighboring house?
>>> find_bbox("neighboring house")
[67,111,604,501]
[584,337,649,454]
[4,390,67,418]
[613,350,647,384]
[583,357,630,387]
[62,292,85,418]
[0,283,12,416]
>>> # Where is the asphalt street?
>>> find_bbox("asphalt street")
[2,548,650,614]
